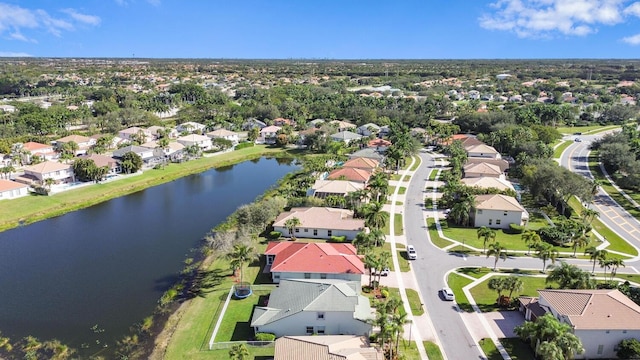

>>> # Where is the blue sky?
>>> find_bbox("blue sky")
[1,0,640,59]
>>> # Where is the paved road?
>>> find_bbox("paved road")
[403,146,640,359]
[559,134,640,259]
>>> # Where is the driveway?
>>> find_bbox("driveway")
[483,311,525,338]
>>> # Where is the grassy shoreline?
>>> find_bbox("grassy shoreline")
[0,145,293,232]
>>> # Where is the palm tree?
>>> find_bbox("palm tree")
[226,244,257,284]
[477,226,497,254]
[537,341,564,360]
[364,202,389,231]
[370,228,386,248]
[504,276,524,299]
[535,243,559,273]
[284,217,301,240]
[521,230,541,255]
[488,277,507,302]
[555,332,584,359]
[353,231,374,254]
[546,262,594,289]
[486,242,507,271]
[449,195,475,227]
[364,252,378,288]
[391,310,408,358]
[609,258,625,280]
[571,234,589,258]
[228,343,250,360]
[375,251,392,286]
[581,208,599,227]
[585,246,608,275]
[44,177,56,192]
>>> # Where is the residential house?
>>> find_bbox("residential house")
[273,207,366,241]
[367,138,391,151]
[55,135,96,155]
[176,121,206,134]
[141,140,185,161]
[243,118,267,130]
[274,335,383,360]
[112,145,161,167]
[327,168,372,184]
[520,289,640,359]
[356,123,381,137]
[342,157,379,172]
[21,161,75,184]
[147,125,179,139]
[378,125,390,137]
[0,179,30,200]
[329,120,356,132]
[468,90,481,100]
[463,162,504,179]
[22,141,58,161]
[461,177,514,192]
[78,154,121,175]
[118,127,153,144]
[472,194,528,229]
[465,157,510,173]
[347,148,384,162]
[460,137,485,148]
[264,242,365,283]
[250,279,374,337]
[307,119,326,127]
[310,179,365,199]
[176,134,213,151]
[330,131,362,145]
[206,129,239,144]
[259,125,282,143]
[466,144,501,159]
[274,118,296,127]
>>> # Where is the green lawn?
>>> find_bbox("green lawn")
[500,338,536,360]
[456,267,491,279]
[428,169,438,181]
[446,273,474,312]
[552,140,572,158]
[0,145,290,232]
[398,187,407,195]
[201,346,274,359]
[426,218,454,248]
[469,275,550,312]
[410,156,422,171]
[387,288,424,316]
[589,153,640,219]
[556,125,619,134]
[425,341,444,360]
[568,196,638,256]
[384,213,403,236]
[480,338,502,360]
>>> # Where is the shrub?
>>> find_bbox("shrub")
[424,198,433,207]
[380,289,389,298]
[330,235,347,243]
[235,142,255,150]
[508,223,524,234]
[269,231,282,239]
[255,332,276,341]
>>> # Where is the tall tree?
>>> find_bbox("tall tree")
[522,230,541,255]
[284,217,301,240]
[585,246,608,275]
[486,242,507,271]
[546,262,594,289]
[477,226,497,254]
[535,243,559,273]
[226,244,257,284]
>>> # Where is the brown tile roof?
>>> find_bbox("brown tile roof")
[463,162,503,176]
[273,207,365,232]
[539,289,640,330]
[23,161,71,174]
[466,157,510,172]
[265,242,365,275]
[275,335,382,360]
[0,179,29,192]
[327,168,372,183]
[475,194,525,212]
[56,134,91,144]
[342,157,379,170]
[461,177,513,191]
[466,144,499,154]
[23,142,52,152]
[78,154,118,169]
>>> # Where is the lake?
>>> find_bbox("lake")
[0,157,296,353]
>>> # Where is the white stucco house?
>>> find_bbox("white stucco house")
[55,134,96,155]
[466,144,501,159]
[251,279,374,337]
[0,179,30,200]
[272,207,366,241]
[259,125,282,143]
[206,129,239,144]
[264,242,365,283]
[22,161,75,184]
[176,134,213,151]
[176,121,206,134]
[118,127,153,144]
[520,289,640,359]
[22,141,58,161]
[472,194,528,229]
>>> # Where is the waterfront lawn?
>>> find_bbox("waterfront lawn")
[214,289,272,342]
[0,145,291,231]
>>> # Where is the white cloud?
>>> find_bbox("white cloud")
[0,51,32,57]
[624,2,640,16]
[479,0,631,38]
[61,9,101,26]
[0,3,99,41]
[622,33,640,44]
[115,0,160,6]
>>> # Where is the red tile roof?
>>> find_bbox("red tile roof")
[342,157,379,170]
[0,179,29,192]
[23,142,52,152]
[327,168,372,183]
[367,138,392,148]
[265,242,364,275]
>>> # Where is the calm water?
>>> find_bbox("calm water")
[0,157,296,352]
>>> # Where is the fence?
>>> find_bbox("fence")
[209,341,275,350]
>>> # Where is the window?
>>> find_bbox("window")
[304,273,311,279]
[274,274,280,279]
[327,230,332,236]
[597,345,604,355]
[304,229,308,232]
[478,210,483,214]
[313,229,318,236]
[295,228,299,233]
[489,219,492,225]
[320,273,327,279]
[623,330,628,334]
[317,312,325,320]
[306,326,314,334]
[496,219,501,225]
[504,212,508,216]
[317,326,325,334]
[606,330,610,334]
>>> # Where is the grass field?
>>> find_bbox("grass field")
[446,273,474,312]
[0,145,290,231]
[500,338,536,360]
[428,169,438,181]
[588,153,640,219]
[552,140,572,158]
[469,275,549,312]
[410,156,422,171]
[556,125,619,134]
[426,218,454,248]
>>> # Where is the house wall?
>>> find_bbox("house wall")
[574,329,640,359]
[463,171,502,179]
[273,226,361,241]
[473,209,524,229]
[254,310,372,337]
[0,186,29,200]
[467,151,500,159]
[272,271,361,284]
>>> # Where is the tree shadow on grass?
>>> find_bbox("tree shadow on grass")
[184,268,227,300]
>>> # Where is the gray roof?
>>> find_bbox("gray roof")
[347,148,384,161]
[330,131,362,141]
[112,145,153,158]
[251,279,373,327]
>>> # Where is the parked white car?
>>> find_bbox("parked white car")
[407,245,417,260]
[441,287,455,301]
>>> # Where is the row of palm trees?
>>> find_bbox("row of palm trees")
[370,297,408,360]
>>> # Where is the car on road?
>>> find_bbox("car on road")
[407,245,417,260]
[573,132,582,135]
[574,137,582,142]
[441,287,455,301]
